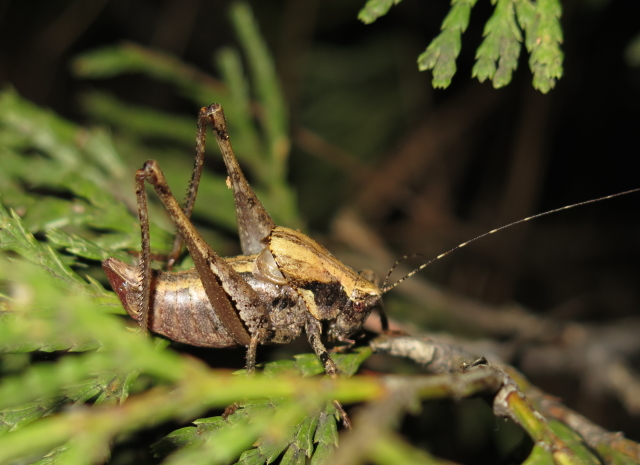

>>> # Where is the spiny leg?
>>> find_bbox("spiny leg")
[203,104,275,255]
[246,334,261,374]
[134,169,152,334]
[166,107,209,269]
[332,400,352,430]
[305,317,338,377]
[167,104,276,263]
[305,318,352,428]
[136,160,261,349]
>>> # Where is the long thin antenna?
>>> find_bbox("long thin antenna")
[380,188,640,294]
[381,252,426,289]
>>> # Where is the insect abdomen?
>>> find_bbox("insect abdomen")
[103,258,239,348]
[151,269,240,347]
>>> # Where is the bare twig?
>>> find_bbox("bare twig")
[371,334,640,464]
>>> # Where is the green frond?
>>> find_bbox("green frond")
[362,0,565,92]
[417,0,478,89]
[520,0,564,93]
[472,0,522,88]
[0,4,367,462]
[1,1,633,463]
[358,0,404,25]
[153,399,341,465]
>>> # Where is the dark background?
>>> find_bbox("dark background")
[1,0,639,461]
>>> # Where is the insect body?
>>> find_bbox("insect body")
[103,104,640,377]
[104,255,303,349]
[103,104,382,376]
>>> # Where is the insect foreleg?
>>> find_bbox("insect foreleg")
[247,333,263,374]
[305,317,338,377]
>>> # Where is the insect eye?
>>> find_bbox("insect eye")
[353,300,365,312]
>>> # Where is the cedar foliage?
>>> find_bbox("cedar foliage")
[0,2,637,464]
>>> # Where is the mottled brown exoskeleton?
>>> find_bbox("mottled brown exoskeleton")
[103,104,640,376]
[103,104,383,376]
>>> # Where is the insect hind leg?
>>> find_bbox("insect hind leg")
[204,104,276,255]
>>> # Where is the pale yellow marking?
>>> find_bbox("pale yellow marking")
[297,287,328,320]
[270,226,381,300]
[225,254,258,274]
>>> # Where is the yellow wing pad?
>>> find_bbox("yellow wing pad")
[268,226,380,320]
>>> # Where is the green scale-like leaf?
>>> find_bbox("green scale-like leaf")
[0,371,136,437]
[358,0,404,24]
[417,0,478,89]
[152,353,368,465]
[472,0,522,88]
[516,0,563,93]
[0,203,85,288]
[359,0,564,91]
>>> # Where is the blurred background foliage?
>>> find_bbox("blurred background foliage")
[0,0,640,463]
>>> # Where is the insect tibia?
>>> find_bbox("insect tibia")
[201,104,275,256]
[202,104,230,141]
